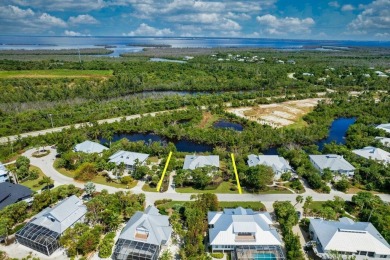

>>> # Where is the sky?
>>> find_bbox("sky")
[0,0,389,40]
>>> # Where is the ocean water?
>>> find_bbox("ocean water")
[0,36,389,57]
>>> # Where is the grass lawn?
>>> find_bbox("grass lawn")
[20,166,47,191]
[307,201,327,211]
[142,183,158,192]
[156,200,266,211]
[0,69,113,79]
[284,116,308,129]
[176,181,239,194]
[198,111,219,129]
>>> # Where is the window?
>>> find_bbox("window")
[367,252,375,257]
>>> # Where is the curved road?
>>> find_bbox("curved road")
[23,147,390,206]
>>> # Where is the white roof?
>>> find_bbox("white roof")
[74,140,108,154]
[309,154,355,172]
[376,123,390,133]
[352,146,390,164]
[247,155,292,173]
[30,195,87,234]
[109,150,149,166]
[375,137,390,147]
[208,207,282,247]
[183,155,219,170]
[311,217,390,255]
[119,206,172,246]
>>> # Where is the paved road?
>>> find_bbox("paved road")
[0,109,182,144]
[23,147,390,206]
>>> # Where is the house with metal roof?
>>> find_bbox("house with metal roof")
[247,155,292,180]
[74,140,108,154]
[376,123,390,134]
[113,205,172,260]
[183,155,219,170]
[0,182,32,210]
[0,163,9,183]
[375,137,390,147]
[309,154,355,177]
[109,150,149,171]
[208,207,285,259]
[352,146,390,165]
[16,195,87,256]
[309,217,390,259]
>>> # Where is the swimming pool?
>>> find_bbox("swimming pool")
[253,253,277,260]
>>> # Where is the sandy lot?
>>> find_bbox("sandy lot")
[227,98,324,128]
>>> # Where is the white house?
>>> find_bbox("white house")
[112,206,172,260]
[0,163,9,183]
[376,124,390,134]
[375,137,390,147]
[16,195,87,256]
[352,146,390,165]
[74,140,108,154]
[247,155,292,180]
[309,217,390,259]
[208,207,285,259]
[309,154,355,177]
[109,150,149,171]
[183,155,219,170]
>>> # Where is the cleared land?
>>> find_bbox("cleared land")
[227,98,324,128]
[0,69,113,79]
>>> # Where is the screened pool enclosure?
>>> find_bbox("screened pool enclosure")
[112,239,160,260]
[16,223,60,256]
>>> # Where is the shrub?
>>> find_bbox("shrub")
[321,185,331,194]
[154,199,172,206]
[28,169,39,180]
[120,176,133,185]
[74,163,97,181]
[54,158,67,169]
[211,252,224,259]
[334,179,350,192]
[281,172,292,181]
[98,232,115,258]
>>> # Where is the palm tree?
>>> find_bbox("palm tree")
[295,195,304,207]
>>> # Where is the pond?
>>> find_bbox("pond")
[213,120,243,131]
[261,117,356,155]
[99,133,213,153]
[316,117,356,150]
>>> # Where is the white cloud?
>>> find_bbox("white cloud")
[7,0,106,11]
[69,14,98,25]
[328,1,340,8]
[123,23,174,36]
[375,32,389,37]
[256,14,315,35]
[341,4,355,11]
[64,30,91,36]
[348,0,390,37]
[0,5,34,18]
[226,12,251,20]
[39,13,67,27]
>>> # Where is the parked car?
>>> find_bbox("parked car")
[41,184,54,191]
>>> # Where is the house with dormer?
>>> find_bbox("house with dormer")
[112,206,172,260]
[208,207,285,259]
[247,155,292,180]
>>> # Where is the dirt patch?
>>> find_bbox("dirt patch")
[198,111,213,128]
[227,98,325,128]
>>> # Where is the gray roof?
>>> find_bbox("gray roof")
[352,146,390,164]
[247,154,292,173]
[376,123,390,133]
[30,195,87,234]
[74,140,108,154]
[309,154,355,171]
[183,155,219,170]
[310,217,390,254]
[0,182,32,210]
[109,150,149,166]
[119,205,172,246]
[375,137,390,147]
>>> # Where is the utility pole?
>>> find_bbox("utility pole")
[48,114,54,128]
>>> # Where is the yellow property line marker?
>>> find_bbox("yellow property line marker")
[231,153,242,194]
[156,151,173,192]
